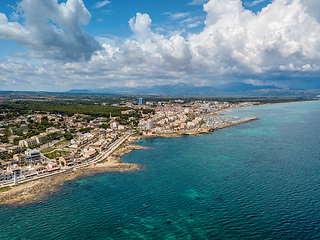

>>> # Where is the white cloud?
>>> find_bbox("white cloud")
[167,12,191,20]
[1,0,320,91]
[93,1,111,9]
[0,0,102,61]
[129,13,154,43]
[188,0,208,5]
[244,0,266,7]
[300,0,320,22]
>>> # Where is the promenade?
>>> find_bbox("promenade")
[0,134,131,189]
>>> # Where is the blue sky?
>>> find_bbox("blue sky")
[0,0,319,91]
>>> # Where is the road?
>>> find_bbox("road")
[0,134,131,188]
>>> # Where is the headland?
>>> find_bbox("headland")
[0,98,264,207]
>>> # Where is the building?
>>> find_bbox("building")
[46,162,60,172]
[25,149,41,162]
[31,134,47,144]
[7,145,22,154]
[89,140,108,152]
[0,143,13,151]
[137,98,144,105]
[19,138,38,148]
[83,150,98,160]
[59,155,75,167]
[111,121,118,130]
[121,109,136,115]
[146,119,153,131]
[13,154,27,163]
[34,165,47,173]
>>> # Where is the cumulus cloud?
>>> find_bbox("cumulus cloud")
[300,0,320,22]
[129,13,154,43]
[0,0,102,61]
[1,0,320,90]
[188,0,320,76]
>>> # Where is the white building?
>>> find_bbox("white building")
[19,138,38,148]
[25,149,41,162]
[111,121,118,129]
[146,119,153,131]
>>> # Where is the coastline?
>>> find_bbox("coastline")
[0,111,259,207]
[0,143,146,207]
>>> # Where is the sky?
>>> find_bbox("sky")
[0,0,319,91]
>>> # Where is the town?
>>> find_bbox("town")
[0,98,259,186]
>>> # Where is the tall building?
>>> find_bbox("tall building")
[137,98,144,105]
[146,119,153,131]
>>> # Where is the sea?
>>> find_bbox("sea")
[1,101,320,239]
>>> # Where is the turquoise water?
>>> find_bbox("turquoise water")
[1,101,320,239]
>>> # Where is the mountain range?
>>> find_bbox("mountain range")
[66,82,320,97]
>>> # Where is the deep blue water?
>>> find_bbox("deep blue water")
[1,101,320,239]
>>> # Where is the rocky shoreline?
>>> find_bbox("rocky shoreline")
[0,116,258,207]
[0,143,146,207]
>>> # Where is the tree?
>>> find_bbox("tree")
[13,137,23,145]
[99,123,110,129]
[64,131,73,140]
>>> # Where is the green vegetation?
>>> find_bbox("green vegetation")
[132,132,143,137]
[0,101,130,120]
[63,131,73,140]
[13,137,23,145]
[1,153,14,160]
[54,139,70,147]
[25,117,57,138]
[40,147,56,154]
[44,150,70,159]
[0,186,11,192]
[78,128,93,133]
[99,123,110,129]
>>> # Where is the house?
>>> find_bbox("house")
[46,162,60,172]
[89,140,107,152]
[13,154,27,163]
[34,165,47,173]
[7,145,22,154]
[25,149,41,162]
[83,150,98,160]
[59,155,74,167]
